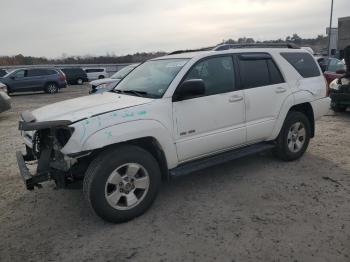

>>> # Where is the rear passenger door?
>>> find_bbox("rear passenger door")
[237,53,290,142]
[26,69,48,90]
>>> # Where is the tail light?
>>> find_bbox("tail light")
[59,72,66,81]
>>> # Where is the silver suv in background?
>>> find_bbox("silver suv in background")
[0,68,67,94]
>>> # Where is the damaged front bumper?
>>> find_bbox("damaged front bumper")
[16,151,49,190]
[16,111,74,190]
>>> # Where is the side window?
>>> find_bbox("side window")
[267,60,284,84]
[27,69,46,77]
[281,52,321,78]
[14,70,26,78]
[239,59,270,88]
[184,56,235,96]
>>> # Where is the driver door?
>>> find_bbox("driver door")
[173,56,246,162]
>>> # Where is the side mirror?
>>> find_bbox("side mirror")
[336,69,346,74]
[10,76,15,80]
[174,79,205,101]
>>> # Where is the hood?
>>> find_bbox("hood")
[31,92,153,122]
[90,78,119,86]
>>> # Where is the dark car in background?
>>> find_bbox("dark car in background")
[0,69,8,77]
[0,68,67,94]
[61,68,88,85]
[323,58,346,85]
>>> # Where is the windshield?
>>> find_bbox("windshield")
[111,65,138,79]
[114,59,189,98]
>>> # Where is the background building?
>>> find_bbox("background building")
[338,16,350,59]
[327,27,338,56]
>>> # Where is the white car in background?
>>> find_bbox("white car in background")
[84,68,109,81]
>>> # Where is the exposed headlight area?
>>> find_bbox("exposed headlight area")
[55,127,75,147]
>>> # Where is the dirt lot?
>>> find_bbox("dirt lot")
[0,85,349,262]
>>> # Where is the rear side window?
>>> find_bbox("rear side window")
[281,52,320,78]
[27,69,46,77]
[238,55,284,89]
[267,60,284,84]
[46,69,57,75]
[85,69,104,73]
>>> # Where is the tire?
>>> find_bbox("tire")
[83,145,161,223]
[45,83,58,94]
[331,102,347,112]
[98,75,105,79]
[76,78,83,85]
[273,111,311,161]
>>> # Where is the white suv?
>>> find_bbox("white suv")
[84,68,108,81]
[17,45,330,223]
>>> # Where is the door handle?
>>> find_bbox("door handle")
[229,95,243,102]
[275,87,287,93]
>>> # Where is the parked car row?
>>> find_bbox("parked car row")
[0,66,133,95]
[0,68,67,94]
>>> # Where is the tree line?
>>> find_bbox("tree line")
[0,34,328,66]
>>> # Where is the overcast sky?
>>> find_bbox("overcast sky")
[0,0,349,57]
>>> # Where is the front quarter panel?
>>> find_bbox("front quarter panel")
[61,98,179,168]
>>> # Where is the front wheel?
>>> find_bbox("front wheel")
[273,111,311,161]
[83,145,161,223]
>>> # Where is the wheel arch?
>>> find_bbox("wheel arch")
[268,93,315,140]
[289,102,315,137]
[63,119,178,172]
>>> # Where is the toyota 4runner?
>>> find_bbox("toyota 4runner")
[16,44,330,223]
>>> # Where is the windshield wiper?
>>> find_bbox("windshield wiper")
[113,89,148,97]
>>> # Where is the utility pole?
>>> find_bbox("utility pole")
[327,0,334,56]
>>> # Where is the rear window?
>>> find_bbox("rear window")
[280,52,320,78]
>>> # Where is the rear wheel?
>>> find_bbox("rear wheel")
[273,111,311,161]
[76,78,83,85]
[83,145,161,223]
[98,75,105,79]
[45,83,58,94]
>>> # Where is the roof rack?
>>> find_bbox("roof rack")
[168,47,214,55]
[213,43,300,51]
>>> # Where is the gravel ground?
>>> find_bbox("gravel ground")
[0,85,349,262]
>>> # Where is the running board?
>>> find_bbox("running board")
[169,142,275,178]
